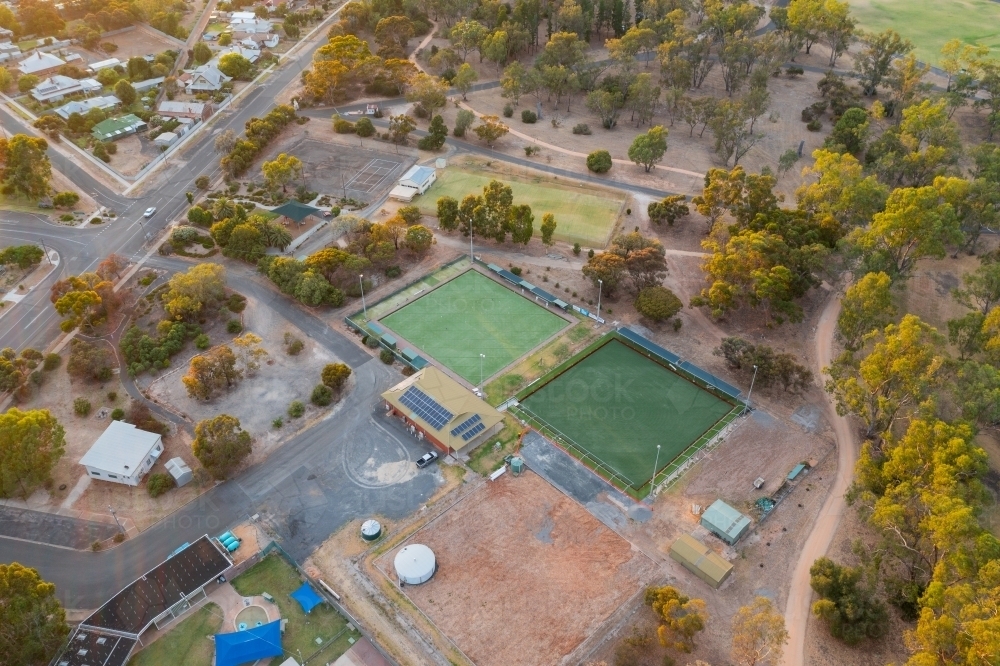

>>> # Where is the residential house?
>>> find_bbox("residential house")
[17,51,66,77]
[54,95,120,119]
[229,10,257,20]
[87,57,122,73]
[0,41,20,57]
[91,113,147,141]
[182,64,231,92]
[156,100,212,121]
[229,19,272,33]
[234,31,279,49]
[30,75,102,103]
[0,27,13,41]
[219,44,259,63]
[79,420,164,486]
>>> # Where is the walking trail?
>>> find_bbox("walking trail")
[781,290,859,665]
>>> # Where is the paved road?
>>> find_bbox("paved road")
[0,506,119,550]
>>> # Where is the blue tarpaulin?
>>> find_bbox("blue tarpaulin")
[215,620,282,666]
[290,583,324,614]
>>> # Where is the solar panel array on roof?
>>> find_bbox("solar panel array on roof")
[449,413,481,436]
[55,628,137,666]
[83,535,231,635]
[399,386,453,430]
[461,422,486,441]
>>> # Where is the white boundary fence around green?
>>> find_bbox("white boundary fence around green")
[649,405,745,497]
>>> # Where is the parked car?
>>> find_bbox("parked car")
[143,207,156,218]
[416,451,439,468]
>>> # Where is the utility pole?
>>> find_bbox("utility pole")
[597,279,603,320]
[359,275,368,319]
[743,364,759,416]
[109,505,125,536]
[38,238,50,264]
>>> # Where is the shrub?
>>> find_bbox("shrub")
[573,242,581,255]
[321,362,352,391]
[521,109,537,123]
[587,150,612,173]
[524,146,539,156]
[43,353,61,371]
[311,383,333,406]
[111,407,125,420]
[90,217,103,224]
[355,117,375,137]
[226,319,243,333]
[786,65,804,77]
[332,117,355,133]
[510,266,522,276]
[398,205,421,224]
[107,391,116,401]
[572,123,592,135]
[226,294,247,312]
[385,265,402,278]
[635,286,683,323]
[801,107,815,122]
[74,398,92,416]
[146,472,175,498]
[588,248,595,258]
[194,333,211,349]
[284,332,304,355]
[272,417,283,428]
[807,119,823,131]
[195,175,210,189]
[502,103,514,118]
[379,348,395,364]
[287,400,305,418]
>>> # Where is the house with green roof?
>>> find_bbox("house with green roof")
[91,114,147,142]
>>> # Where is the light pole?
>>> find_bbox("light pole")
[359,274,368,320]
[743,364,759,416]
[109,505,125,535]
[650,444,661,497]
[479,353,485,389]
[596,279,603,320]
[38,238,50,264]
[469,216,474,262]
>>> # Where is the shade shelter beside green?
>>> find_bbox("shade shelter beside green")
[271,201,321,224]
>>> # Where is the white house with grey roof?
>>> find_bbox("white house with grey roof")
[183,64,231,92]
[30,75,101,102]
[79,421,164,486]
[54,95,119,119]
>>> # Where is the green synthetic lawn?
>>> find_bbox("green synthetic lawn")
[417,168,624,247]
[381,270,568,383]
[520,339,734,487]
[128,603,222,666]
[852,0,1000,65]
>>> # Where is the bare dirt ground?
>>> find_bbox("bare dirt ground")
[580,404,836,665]
[94,24,185,60]
[108,135,161,178]
[373,471,659,666]
[145,291,342,456]
[5,354,210,532]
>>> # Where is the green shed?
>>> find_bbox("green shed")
[700,499,752,545]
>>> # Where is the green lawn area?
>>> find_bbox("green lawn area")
[852,0,1000,65]
[520,339,734,488]
[417,167,624,247]
[231,553,357,663]
[206,22,229,33]
[128,603,222,666]
[381,270,569,383]
[0,193,45,214]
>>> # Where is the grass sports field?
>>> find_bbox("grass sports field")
[519,339,735,489]
[417,167,624,247]
[381,271,569,383]
[852,0,1000,65]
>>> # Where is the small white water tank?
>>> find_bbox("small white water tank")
[394,544,436,584]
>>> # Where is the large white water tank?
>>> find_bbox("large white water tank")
[394,544,436,584]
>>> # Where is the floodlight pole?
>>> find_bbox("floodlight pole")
[743,364,759,416]
[359,274,368,320]
[469,217,474,262]
[650,444,661,498]
[479,353,485,389]
[597,279,603,320]
[38,238,50,264]
[109,505,125,535]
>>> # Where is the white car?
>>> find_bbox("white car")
[143,207,156,218]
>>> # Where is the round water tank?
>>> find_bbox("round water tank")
[394,544,436,585]
[361,519,382,541]
[511,457,524,475]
